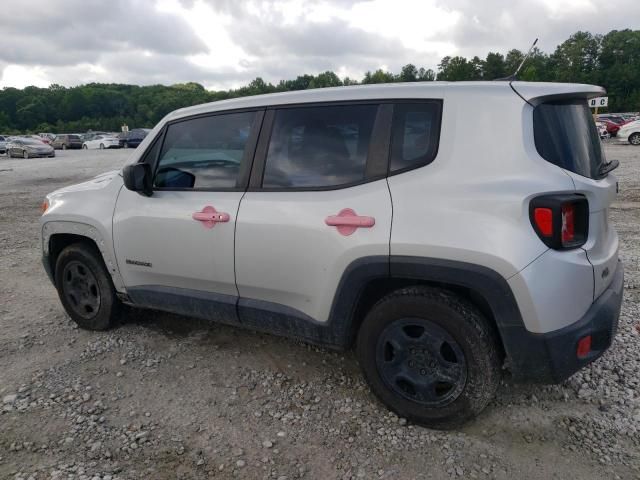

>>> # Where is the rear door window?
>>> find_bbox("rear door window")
[262,104,377,188]
[533,99,606,179]
[153,111,257,190]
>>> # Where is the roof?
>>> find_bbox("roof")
[165,81,606,121]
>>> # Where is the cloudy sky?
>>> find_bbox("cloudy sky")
[1,0,637,90]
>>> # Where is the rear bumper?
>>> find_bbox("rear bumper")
[507,259,623,383]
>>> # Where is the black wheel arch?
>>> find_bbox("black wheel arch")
[46,233,104,281]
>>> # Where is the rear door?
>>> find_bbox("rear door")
[113,109,263,316]
[234,103,393,325]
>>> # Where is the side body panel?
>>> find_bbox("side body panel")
[40,170,126,291]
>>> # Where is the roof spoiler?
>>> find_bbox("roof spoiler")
[510,82,606,106]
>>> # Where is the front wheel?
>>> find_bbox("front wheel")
[357,286,501,429]
[629,132,640,146]
[62,144,67,150]
[55,243,121,330]
[99,143,105,149]
[23,150,29,159]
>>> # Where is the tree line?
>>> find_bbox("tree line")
[1,29,638,134]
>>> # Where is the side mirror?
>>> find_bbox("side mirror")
[122,163,153,196]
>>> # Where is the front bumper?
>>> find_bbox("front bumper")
[507,259,623,383]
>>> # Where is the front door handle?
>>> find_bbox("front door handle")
[325,208,375,236]
[192,205,230,229]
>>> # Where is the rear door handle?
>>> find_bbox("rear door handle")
[325,208,375,236]
[192,205,230,229]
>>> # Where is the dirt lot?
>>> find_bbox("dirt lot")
[1,145,639,480]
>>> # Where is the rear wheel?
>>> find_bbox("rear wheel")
[99,143,105,149]
[82,144,88,149]
[629,132,640,146]
[357,286,501,429]
[23,150,29,159]
[123,141,129,149]
[62,144,67,150]
[55,243,121,330]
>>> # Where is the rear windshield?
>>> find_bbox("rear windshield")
[69,135,81,140]
[533,99,606,179]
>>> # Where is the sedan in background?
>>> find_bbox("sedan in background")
[616,120,640,146]
[118,128,150,148]
[7,138,55,158]
[0,135,8,154]
[82,134,121,150]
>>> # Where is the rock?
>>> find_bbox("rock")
[236,459,246,468]
[262,440,273,448]
[2,394,17,404]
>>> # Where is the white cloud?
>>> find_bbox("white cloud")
[0,0,637,90]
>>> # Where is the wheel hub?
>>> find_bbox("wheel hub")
[376,318,467,407]
[62,261,101,319]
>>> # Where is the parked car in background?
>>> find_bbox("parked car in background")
[82,134,121,150]
[7,137,55,158]
[599,119,620,137]
[52,134,83,150]
[595,122,609,139]
[0,135,8,154]
[616,120,640,145]
[39,133,55,144]
[28,134,50,145]
[118,128,150,148]
[597,114,627,125]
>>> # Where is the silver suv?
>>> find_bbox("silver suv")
[40,82,623,428]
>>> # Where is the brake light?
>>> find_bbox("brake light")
[529,194,588,250]
[533,208,553,236]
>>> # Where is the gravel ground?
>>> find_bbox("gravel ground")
[1,145,639,480]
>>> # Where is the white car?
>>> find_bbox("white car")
[82,135,121,150]
[616,120,640,145]
[39,82,623,428]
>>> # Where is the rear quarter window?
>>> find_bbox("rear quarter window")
[533,99,606,179]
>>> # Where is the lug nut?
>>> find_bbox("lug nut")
[420,369,426,375]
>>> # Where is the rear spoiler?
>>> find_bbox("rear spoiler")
[510,82,606,106]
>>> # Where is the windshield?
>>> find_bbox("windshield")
[533,99,606,179]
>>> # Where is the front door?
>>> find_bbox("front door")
[113,109,262,318]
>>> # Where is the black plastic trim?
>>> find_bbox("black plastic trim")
[127,285,240,325]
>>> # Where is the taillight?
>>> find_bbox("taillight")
[530,194,588,249]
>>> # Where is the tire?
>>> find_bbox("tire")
[99,143,105,150]
[356,286,501,429]
[23,150,29,159]
[123,141,128,149]
[54,243,121,330]
[62,144,67,150]
[82,144,88,149]
[629,132,640,146]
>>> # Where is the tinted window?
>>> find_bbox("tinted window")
[263,104,377,188]
[154,111,256,189]
[534,99,605,179]
[390,102,441,173]
[69,135,80,140]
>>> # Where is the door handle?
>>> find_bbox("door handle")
[325,208,375,236]
[192,205,230,229]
